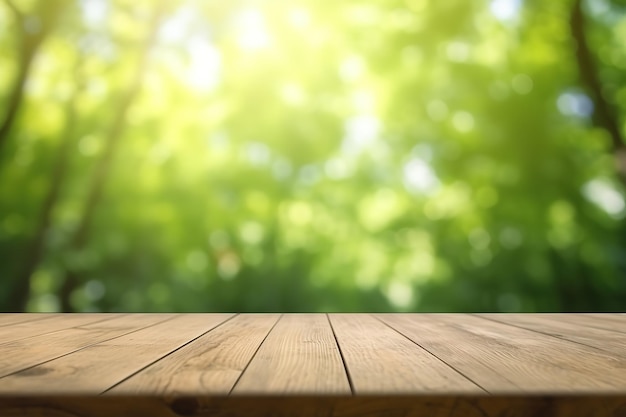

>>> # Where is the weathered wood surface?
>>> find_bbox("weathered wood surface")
[0,313,625,417]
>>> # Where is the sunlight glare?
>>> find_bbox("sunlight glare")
[236,9,272,50]
[339,55,366,83]
[159,7,195,44]
[80,0,108,28]
[403,157,439,195]
[280,82,306,106]
[557,91,594,118]
[490,0,522,21]
[341,115,381,156]
[287,7,311,28]
[582,179,625,218]
[386,281,413,308]
[351,89,376,113]
[186,37,221,91]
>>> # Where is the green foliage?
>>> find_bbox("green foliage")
[1,0,625,312]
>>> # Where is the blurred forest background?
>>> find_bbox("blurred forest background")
[1,0,625,313]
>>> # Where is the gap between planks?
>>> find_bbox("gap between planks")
[2,314,626,398]
[0,314,59,328]
[371,313,490,394]
[376,313,626,394]
[473,313,626,358]
[0,314,123,345]
[231,314,351,395]
[0,314,235,394]
[106,313,272,395]
[329,314,484,394]
[0,314,180,382]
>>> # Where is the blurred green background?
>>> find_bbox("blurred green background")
[1,0,625,313]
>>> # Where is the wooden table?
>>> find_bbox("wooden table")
[0,313,625,416]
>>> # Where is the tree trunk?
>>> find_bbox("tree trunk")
[0,51,37,154]
[0,0,66,156]
[4,65,86,312]
[58,5,166,312]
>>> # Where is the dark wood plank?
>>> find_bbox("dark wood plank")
[231,314,350,394]
[109,314,277,395]
[0,314,173,379]
[3,395,625,417]
[379,314,626,393]
[0,314,234,394]
[477,313,626,357]
[330,314,483,394]
[0,313,119,344]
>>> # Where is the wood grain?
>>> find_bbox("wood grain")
[0,313,118,344]
[0,314,54,328]
[0,313,625,417]
[0,313,172,379]
[577,313,626,334]
[231,314,350,394]
[0,314,233,394]
[378,313,626,394]
[109,314,276,395]
[329,313,483,394]
[477,313,626,358]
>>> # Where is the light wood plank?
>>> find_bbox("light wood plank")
[0,313,624,404]
[577,313,626,334]
[0,314,173,379]
[477,313,626,357]
[0,313,118,344]
[232,314,350,394]
[330,314,483,394]
[379,314,626,394]
[109,314,278,395]
[0,314,55,328]
[0,314,234,394]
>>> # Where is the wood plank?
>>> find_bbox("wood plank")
[379,313,626,394]
[0,314,55,328]
[0,312,624,411]
[329,313,483,394]
[477,313,626,357]
[0,314,234,394]
[577,314,626,334]
[232,314,350,394]
[0,313,118,344]
[109,314,278,395]
[0,313,174,379]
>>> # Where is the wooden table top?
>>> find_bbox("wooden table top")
[0,313,625,417]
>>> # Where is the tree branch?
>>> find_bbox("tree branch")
[570,0,626,183]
